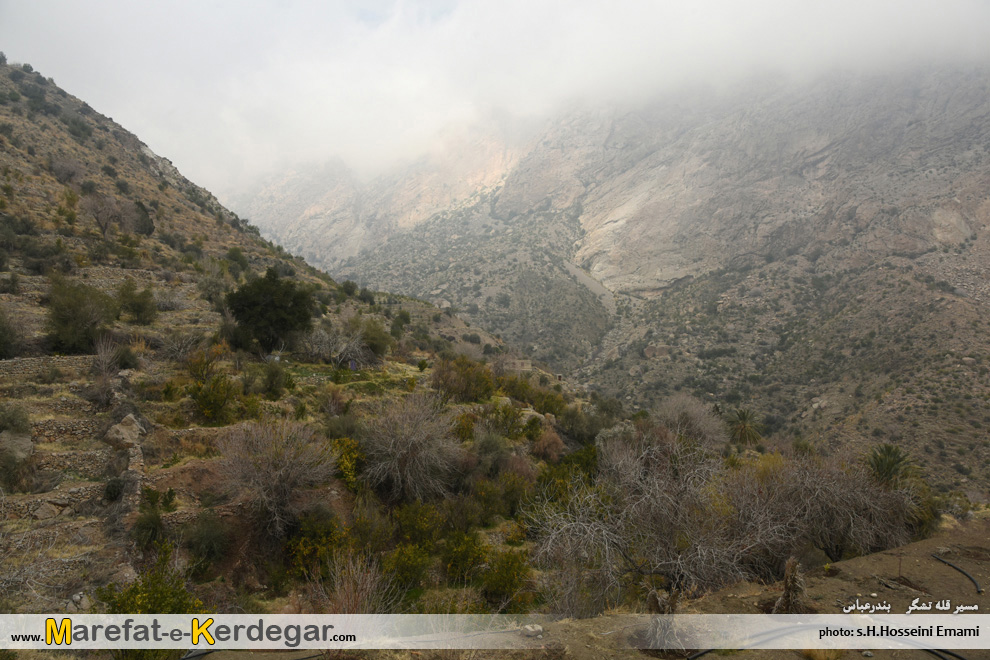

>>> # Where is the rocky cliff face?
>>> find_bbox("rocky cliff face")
[234,64,990,492]
[242,66,990,293]
[237,126,524,270]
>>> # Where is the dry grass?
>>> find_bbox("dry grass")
[802,650,845,660]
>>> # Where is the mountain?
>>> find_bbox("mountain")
[0,58,511,614]
[0,55,982,634]
[238,64,990,494]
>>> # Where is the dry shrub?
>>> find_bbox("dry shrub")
[529,417,916,612]
[297,324,370,367]
[531,426,565,463]
[219,420,336,537]
[360,393,461,501]
[772,557,806,614]
[153,287,184,311]
[652,393,727,448]
[51,157,84,183]
[89,335,119,408]
[0,491,60,603]
[503,453,536,481]
[159,330,201,362]
[305,549,401,614]
[318,383,350,417]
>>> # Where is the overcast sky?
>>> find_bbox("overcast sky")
[2,0,990,202]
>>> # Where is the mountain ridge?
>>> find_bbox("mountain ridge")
[237,64,990,494]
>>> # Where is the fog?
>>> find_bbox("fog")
[2,0,989,201]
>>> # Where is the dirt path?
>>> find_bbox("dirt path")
[564,261,616,316]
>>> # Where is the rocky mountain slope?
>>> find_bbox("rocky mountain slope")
[238,64,990,494]
[0,57,506,615]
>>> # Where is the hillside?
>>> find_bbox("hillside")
[238,64,990,495]
[0,58,984,660]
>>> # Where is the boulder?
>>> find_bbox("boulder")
[104,414,145,448]
[32,502,60,520]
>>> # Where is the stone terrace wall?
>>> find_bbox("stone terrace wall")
[0,355,93,379]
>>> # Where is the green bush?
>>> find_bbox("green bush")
[225,246,249,278]
[45,276,118,353]
[0,274,19,294]
[441,531,487,582]
[470,478,505,525]
[133,487,177,548]
[383,543,431,589]
[104,477,126,502]
[431,355,495,403]
[225,268,313,352]
[394,501,445,551]
[185,512,231,576]
[477,402,524,439]
[97,544,205,660]
[0,452,34,494]
[442,494,485,533]
[361,318,393,357]
[133,508,165,549]
[118,278,158,325]
[481,549,531,608]
[188,374,237,424]
[348,496,396,556]
[0,402,30,434]
[284,506,346,576]
[117,344,139,370]
[0,306,19,359]
[262,359,295,400]
[497,471,533,518]
[473,432,510,479]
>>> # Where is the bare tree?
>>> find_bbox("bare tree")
[218,421,336,537]
[90,334,119,408]
[652,393,728,449]
[789,457,914,562]
[360,393,461,501]
[528,417,917,610]
[153,286,184,312]
[159,330,202,362]
[81,194,121,239]
[50,157,83,184]
[297,324,370,368]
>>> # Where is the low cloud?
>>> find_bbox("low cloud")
[2,0,989,198]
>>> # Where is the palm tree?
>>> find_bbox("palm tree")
[867,444,916,488]
[726,408,763,446]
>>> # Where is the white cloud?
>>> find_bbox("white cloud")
[2,0,989,198]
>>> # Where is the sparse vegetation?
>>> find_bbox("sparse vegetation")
[0,60,981,645]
